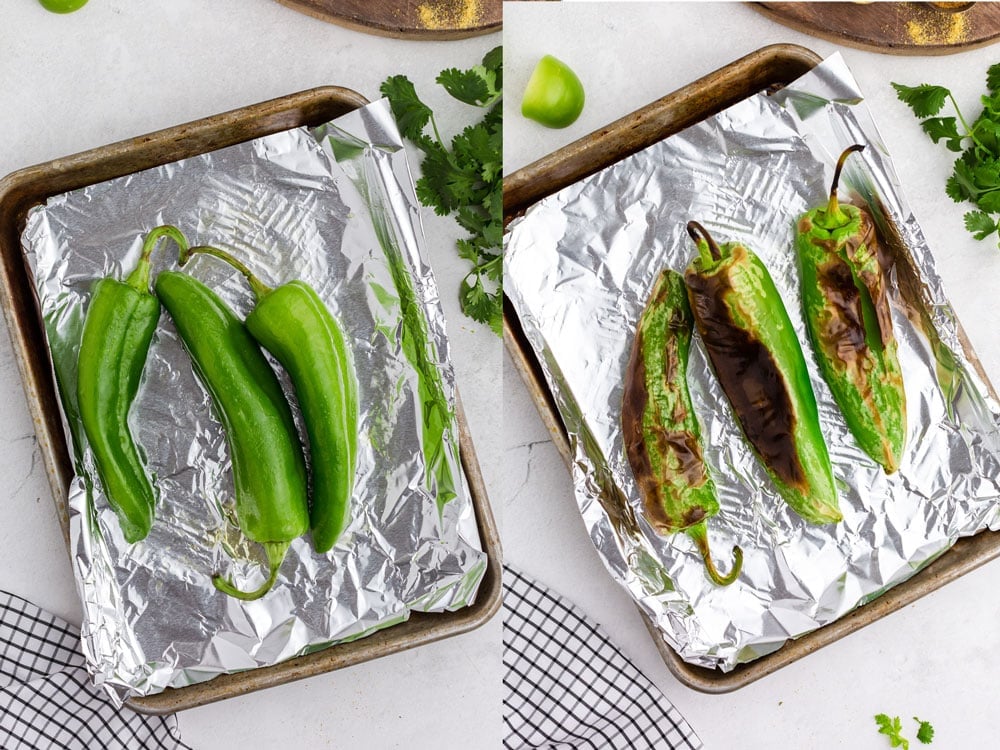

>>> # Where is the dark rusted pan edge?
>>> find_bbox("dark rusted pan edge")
[503,42,1000,692]
[0,86,501,714]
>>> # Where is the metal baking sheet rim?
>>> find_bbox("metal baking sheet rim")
[0,86,502,714]
[501,43,1000,692]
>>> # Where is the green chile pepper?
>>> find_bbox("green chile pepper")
[155,270,309,600]
[622,269,742,585]
[77,225,187,543]
[685,221,841,525]
[796,144,906,473]
[179,245,358,554]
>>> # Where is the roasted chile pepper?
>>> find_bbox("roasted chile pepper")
[77,225,187,543]
[796,144,906,473]
[179,244,358,554]
[155,270,309,600]
[684,221,841,525]
[622,269,742,585]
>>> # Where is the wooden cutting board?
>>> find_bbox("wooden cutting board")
[275,0,501,40]
[754,2,1000,55]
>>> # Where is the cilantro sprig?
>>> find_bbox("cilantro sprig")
[875,714,910,749]
[893,63,1000,247]
[914,717,935,745]
[875,713,935,747]
[380,46,502,335]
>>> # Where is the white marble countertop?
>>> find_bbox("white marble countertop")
[0,2,500,748]
[504,2,1000,748]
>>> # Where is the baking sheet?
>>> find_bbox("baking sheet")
[504,53,1000,672]
[20,98,486,703]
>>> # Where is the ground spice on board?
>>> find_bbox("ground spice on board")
[906,8,968,45]
[418,0,482,29]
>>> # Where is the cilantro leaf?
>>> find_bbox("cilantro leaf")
[482,45,503,90]
[913,717,934,744]
[976,189,1000,214]
[945,173,965,203]
[437,67,492,107]
[415,147,476,215]
[973,158,1000,190]
[456,238,481,264]
[483,100,501,132]
[875,714,909,749]
[379,76,433,143]
[921,117,962,150]
[982,93,1000,133]
[945,158,1000,205]
[481,251,502,283]
[892,82,950,118]
[482,45,502,76]
[965,210,998,240]
[972,115,1000,157]
[460,274,501,334]
[988,63,1000,93]
[436,47,501,108]
[947,159,975,202]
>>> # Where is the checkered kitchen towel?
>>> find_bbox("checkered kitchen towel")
[0,589,190,750]
[503,566,702,750]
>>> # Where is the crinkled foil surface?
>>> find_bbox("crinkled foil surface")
[504,54,1000,671]
[21,98,485,702]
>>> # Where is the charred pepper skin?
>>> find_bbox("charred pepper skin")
[685,222,841,525]
[77,226,187,543]
[155,270,309,600]
[796,144,906,473]
[180,245,359,555]
[622,269,742,585]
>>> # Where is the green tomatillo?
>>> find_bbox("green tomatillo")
[38,0,89,13]
[521,54,585,129]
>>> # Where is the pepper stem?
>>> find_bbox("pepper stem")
[686,221,722,267]
[827,144,865,224]
[687,522,742,586]
[180,244,272,300]
[212,541,290,601]
[124,225,189,293]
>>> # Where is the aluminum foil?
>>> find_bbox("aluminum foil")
[504,53,1000,671]
[21,98,485,703]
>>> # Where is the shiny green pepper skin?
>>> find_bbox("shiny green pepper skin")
[685,222,841,525]
[78,281,159,542]
[622,268,741,585]
[796,145,906,473]
[155,270,309,600]
[76,226,186,543]
[246,281,358,554]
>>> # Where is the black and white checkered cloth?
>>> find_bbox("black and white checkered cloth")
[0,589,190,750]
[503,566,702,750]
